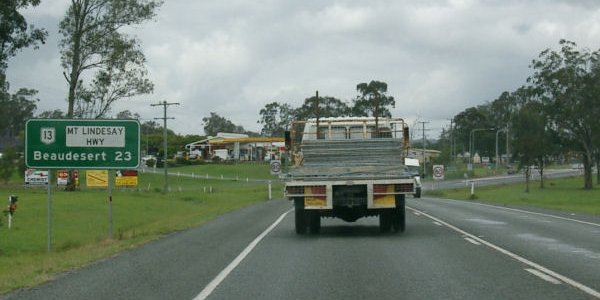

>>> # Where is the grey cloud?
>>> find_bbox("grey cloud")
[7,0,600,135]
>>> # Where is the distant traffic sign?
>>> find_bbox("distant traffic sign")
[270,160,282,175]
[26,119,140,169]
[433,165,445,180]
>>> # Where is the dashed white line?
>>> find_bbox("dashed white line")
[525,268,562,285]
[433,221,443,226]
[407,206,600,299]
[464,237,482,245]
[444,199,600,228]
[194,209,292,300]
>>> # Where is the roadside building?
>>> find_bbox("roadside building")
[185,132,284,161]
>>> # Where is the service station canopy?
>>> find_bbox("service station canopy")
[26,119,140,169]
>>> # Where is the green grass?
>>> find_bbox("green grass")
[170,162,273,180]
[434,162,512,180]
[429,176,600,215]
[0,164,283,294]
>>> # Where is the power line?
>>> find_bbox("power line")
[151,101,179,193]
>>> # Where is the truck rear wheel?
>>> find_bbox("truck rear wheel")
[392,195,406,232]
[294,198,307,234]
[414,187,421,198]
[308,211,321,234]
[379,211,392,232]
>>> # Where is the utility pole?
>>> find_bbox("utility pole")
[151,101,179,193]
[505,124,510,164]
[315,91,320,139]
[448,118,454,162]
[419,121,430,177]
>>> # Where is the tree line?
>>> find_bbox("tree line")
[1,0,162,186]
[256,80,395,137]
[449,40,600,190]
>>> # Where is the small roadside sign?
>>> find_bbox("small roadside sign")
[57,170,79,186]
[24,169,49,185]
[25,119,140,169]
[86,170,108,187]
[270,160,282,175]
[115,170,139,187]
[433,165,444,180]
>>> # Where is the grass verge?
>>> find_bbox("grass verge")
[428,175,600,215]
[0,164,283,294]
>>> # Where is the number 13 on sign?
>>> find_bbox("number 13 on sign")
[41,128,56,145]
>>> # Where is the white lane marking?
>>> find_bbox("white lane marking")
[440,198,600,228]
[194,209,292,300]
[525,268,562,285]
[413,212,422,216]
[464,237,481,245]
[433,221,443,226]
[407,206,600,299]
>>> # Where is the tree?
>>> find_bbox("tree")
[258,102,294,137]
[487,86,535,165]
[353,80,395,137]
[0,0,47,89]
[59,0,161,119]
[294,96,350,120]
[115,110,140,120]
[38,109,66,119]
[141,120,161,135]
[0,0,46,149]
[352,80,395,117]
[431,128,452,166]
[0,147,17,183]
[452,105,495,157]
[202,112,245,136]
[529,40,600,189]
[0,88,38,140]
[511,101,555,191]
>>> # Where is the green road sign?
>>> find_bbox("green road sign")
[26,119,140,169]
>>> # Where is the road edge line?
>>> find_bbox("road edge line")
[407,206,600,299]
[469,201,600,228]
[428,197,600,228]
[193,209,292,300]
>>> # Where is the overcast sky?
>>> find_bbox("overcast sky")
[7,0,600,138]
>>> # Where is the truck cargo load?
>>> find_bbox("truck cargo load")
[283,117,416,234]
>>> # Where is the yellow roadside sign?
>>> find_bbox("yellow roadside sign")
[86,170,108,187]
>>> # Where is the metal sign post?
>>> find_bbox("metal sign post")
[47,171,52,252]
[108,170,113,239]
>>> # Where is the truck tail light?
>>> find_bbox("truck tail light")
[304,186,327,208]
[373,184,395,206]
[394,183,414,193]
[286,186,305,195]
[306,186,326,198]
[373,184,391,195]
[286,186,326,198]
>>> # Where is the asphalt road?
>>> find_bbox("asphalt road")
[425,168,584,191]
[5,196,600,299]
